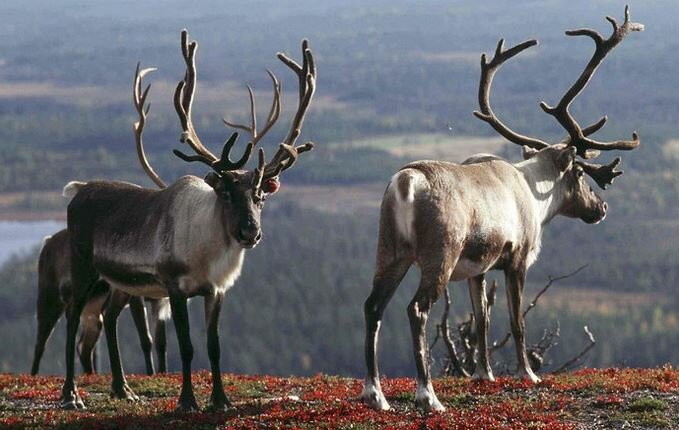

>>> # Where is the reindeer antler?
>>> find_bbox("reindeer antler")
[133,62,166,189]
[172,30,254,174]
[576,158,623,190]
[539,5,643,159]
[474,6,643,189]
[473,39,549,151]
[218,39,317,198]
[261,39,317,180]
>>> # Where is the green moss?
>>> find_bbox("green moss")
[628,396,668,413]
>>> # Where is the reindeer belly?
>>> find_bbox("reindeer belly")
[106,282,168,299]
[94,257,168,299]
[450,231,506,281]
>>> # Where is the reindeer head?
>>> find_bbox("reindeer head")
[524,145,607,224]
[474,6,643,224]
[171,31,316,248]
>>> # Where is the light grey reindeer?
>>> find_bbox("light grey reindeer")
[59,30,317,411]
[31,67,170,380]
[361,7,643,412]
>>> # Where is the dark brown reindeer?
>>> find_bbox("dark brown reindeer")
[31,233,167,377]
[31,66,171,378]
[361,7,643,412]
[59,30,316,410]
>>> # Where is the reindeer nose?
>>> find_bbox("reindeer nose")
[238,220,261,245]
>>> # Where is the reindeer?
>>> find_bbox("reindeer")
[361,7,643,412]
[59,30,316,411]
[31,67,171,379]
[30,231,167,377]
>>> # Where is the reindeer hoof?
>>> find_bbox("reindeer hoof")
[207,394,232,411]
[472,368,496,382]
[111,384,140,401]
[414,395,446,413]
[360,381,391,411]
[516,369,541,384]
[414,385,445,412]
[61,389,86,410]
[175,395,199,412]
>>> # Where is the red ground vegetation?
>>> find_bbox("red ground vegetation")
[0,367,677,429]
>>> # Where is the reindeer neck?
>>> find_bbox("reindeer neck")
[169,176,233,253]
[515,156,565,227]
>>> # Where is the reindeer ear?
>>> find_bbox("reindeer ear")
[556,146,577,172]
[204,172,221,188]
[522,146,539,160]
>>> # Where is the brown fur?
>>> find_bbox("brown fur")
[362,146,607,412]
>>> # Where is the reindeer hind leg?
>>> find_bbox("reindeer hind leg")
[31,281,65,375]
[104,288,139,401]
[78,283,108,374]
[408,255,456,412]
[361,255,412,411]
[150,299,168,373]
[129,295,155,375]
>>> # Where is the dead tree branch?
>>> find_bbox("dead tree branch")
[552,326,597,374]
[434,265,594,377]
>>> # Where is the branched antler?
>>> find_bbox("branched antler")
[539,6,643,159]
[576,157,623,190]
[132,62,166,189]
[261,40,317,180]
[222,70,281,150]
[172,30,254,174]
[474,6,643,189]
[216,39,317,196]
[473,39,549,151]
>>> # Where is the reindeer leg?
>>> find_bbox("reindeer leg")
[129,295,155,375]
[169,288,198,412]
[104,290,139,401]
[62,294,89,409]
[31,283,64,376]
[77,311,102,375]
[205,291,229,410]
[155,320,167,373]
[468,274,494,381]
[151,299,168,373]
[78,285,108,375]
[409,263,451,412]
[505,267,540,383]
[361,256,411,411]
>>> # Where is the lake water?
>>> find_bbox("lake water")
[0,220,65,267]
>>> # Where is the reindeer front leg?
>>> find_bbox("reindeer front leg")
[205,291,229,410]
[468,274,494,381]
[505,267,541,383]
[168,286,198,411]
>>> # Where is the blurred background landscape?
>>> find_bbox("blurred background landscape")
[0,0,677,378]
